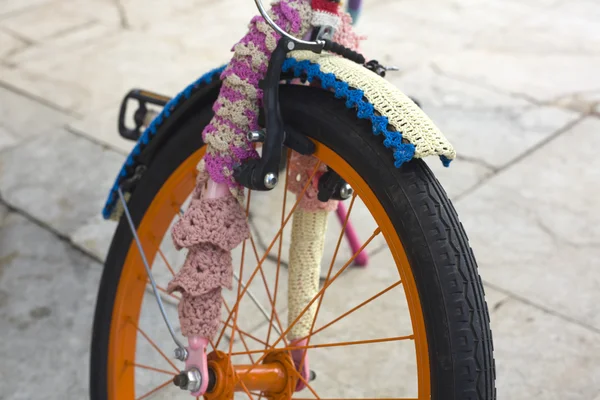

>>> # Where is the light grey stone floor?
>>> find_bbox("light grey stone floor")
[1,0,599,399]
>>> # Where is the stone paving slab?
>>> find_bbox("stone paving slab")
[434,51,600,106]
[395,67,579,169]
[70,214,116,261]
[456,117,600,330]
[0,208,101,400]
[0,0,53,18]
[1,1,99,43]
[0,0,257,119]
[0,86,68,150]
[0,29,26,60]
[493,297,600,399]
[0,129,123,236]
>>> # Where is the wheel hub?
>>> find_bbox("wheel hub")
[201,350,298,400]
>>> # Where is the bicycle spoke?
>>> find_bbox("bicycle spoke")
[233,272,281,336]
[156,246,176,276]
[288,364,320,399]
[298,192,358,378]
[231,335,414,356]
[128,362,176,376]
[229,190,253,357]
[221,317,267,347]
[129,319,179,372]
[236,373,256,400]
[152,282,180,301]
[222,293,257,363]
[236,226,382,384]
[216,162,322,347]
[265,150,291,348]
[268,227,382,351]
[235,325,257,364]
[135,377,173,400]
[306,280,403,340]
[249,234,288,343]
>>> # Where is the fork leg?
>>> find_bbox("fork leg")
[336,202,369,267]
[287,209,328,391]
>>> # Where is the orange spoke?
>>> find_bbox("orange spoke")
[151,281,180,301]
[236,325,257,364]
[128,362,176,376]
[265,149,291,348]
[249,234,288,346]
[298,192,358,377]
[135,377,173,400]
[147,233,177,277]
[236,371,256,400]
[230,334,414,356]
[216,161,322,347]
[129,319,179,372]
[221,298,257,363]
[221,299,267,349]
[306,280,403,340]
[157,246,176,276]
[229,211,250,354]
[267,227,382,352]
[229,190,253,356]
[238,226,381,383]
[288,363,320,399]
[230,322,268,347]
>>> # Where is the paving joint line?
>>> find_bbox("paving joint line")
[0,79,81,117]
[111,0,130,29]
[483,280,600,335]
[0,194,103,265]
[455,114,587,202]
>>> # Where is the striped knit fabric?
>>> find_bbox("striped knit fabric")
[201,0,313,201]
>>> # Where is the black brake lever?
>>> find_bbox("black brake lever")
[234,37,323,191]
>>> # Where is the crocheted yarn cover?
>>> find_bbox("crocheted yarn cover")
[168,172,250,338]
[201,0,314,201]
[287,209,329,340]
[287,50,456,162]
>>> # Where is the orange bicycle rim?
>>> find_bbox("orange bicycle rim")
[106,143,431,399]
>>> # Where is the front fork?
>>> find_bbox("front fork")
[119,24,370,400]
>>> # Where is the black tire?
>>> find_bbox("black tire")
[91,84,495,400]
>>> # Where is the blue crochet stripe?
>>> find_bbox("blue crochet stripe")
[282,57,416,169]
[102,65,226,219]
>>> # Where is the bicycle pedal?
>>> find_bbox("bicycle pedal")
[118,89,171,141]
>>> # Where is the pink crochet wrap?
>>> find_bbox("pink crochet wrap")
[170,0,364,340]
[168,173,250,338]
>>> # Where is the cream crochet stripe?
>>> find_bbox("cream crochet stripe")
[287,208,329,340]
[288,50,456,161]
[201,0,314,202]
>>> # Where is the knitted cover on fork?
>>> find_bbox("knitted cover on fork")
[170,0,364,341]
[287,209,329,340]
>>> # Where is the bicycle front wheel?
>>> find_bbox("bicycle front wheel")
[91,84,495,400]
